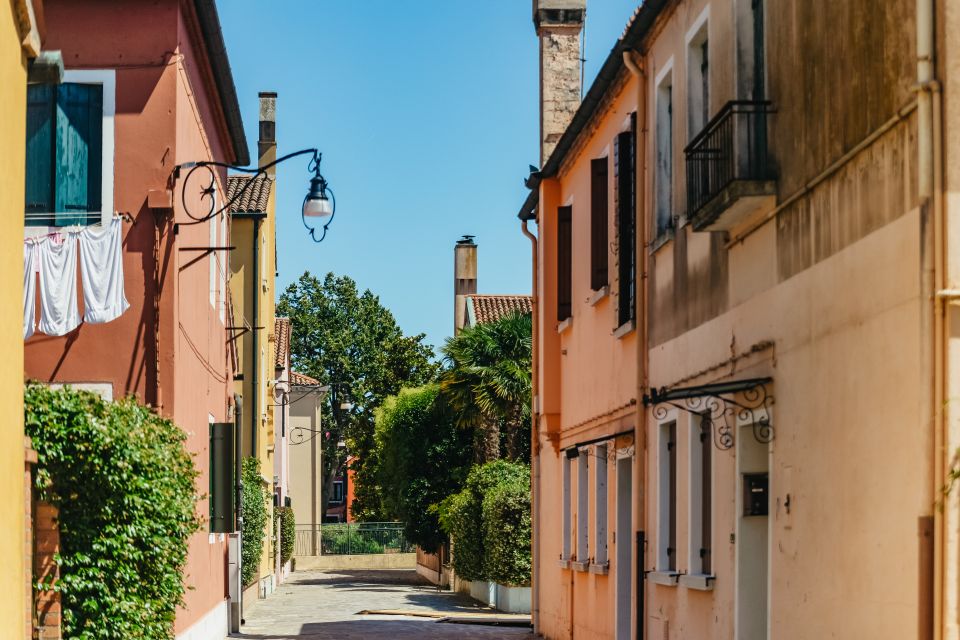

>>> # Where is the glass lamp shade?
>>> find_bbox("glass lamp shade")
[303,194,333,219]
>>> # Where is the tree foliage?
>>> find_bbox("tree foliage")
[277,272,439,521]
[437,461,531,585]
[274,506,296,566]
[25,384,201,639]
[241,457,268,587]
[440,312,532,463]
[373,385,473,550]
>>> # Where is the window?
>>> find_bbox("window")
[25,71,114,227]
[557,205,573,322]
[594,444,608,565]
[614,117,636,328]
[590,158,609,291]
[655,66,674,238]
[658,421,677,572]
[689,414,713,575]
[331,480,344,504]
[577,451,589,562]
[562,454,572,560]
[686,8,711,139]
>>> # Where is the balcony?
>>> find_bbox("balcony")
[684,100,776,232]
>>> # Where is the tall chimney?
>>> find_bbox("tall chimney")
[258,92,277,175]
[454,236,478,335]
[533,0,585,166]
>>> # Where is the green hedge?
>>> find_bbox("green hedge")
[438,461,530,585]
[25,384,201,639]
[274,506,295,566]
[241,457,268,587]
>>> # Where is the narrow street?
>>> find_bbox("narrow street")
[234,570,534,639]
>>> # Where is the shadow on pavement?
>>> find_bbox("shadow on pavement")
[232,619,533,639]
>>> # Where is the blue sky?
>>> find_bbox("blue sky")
[217,1,641,354]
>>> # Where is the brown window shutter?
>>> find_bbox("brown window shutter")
[590,158,609,291]
[616,118,637,328]
[557,205,573,322]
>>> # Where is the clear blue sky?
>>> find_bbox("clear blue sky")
[217,1,641,354]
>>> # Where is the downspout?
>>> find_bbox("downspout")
[233,392,243,619]
[916,0,943,637]
[623,48,648,640]
[251,218,261,456]
[521,219,540,631]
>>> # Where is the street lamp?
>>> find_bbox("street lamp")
[174,148,337,243]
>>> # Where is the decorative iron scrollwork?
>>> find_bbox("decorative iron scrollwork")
[644,378,774,451]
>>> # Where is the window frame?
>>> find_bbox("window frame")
[577,450,589,563]
[562,454,572,562]
[614,117,637,330]
[593,443,609,566]
[688,412,713,577]
[590,157,609,292]
[24,69,115,234]
[654,60,675,241]
[658,417,678,573]
[557,204,573,322]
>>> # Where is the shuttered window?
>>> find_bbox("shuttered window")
[557,205,573,322]
[209,422,236,533]
[590,158,608,291]
[25,82,103,227]
[615,115,637,328]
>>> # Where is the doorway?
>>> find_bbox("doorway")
[615,455,633,640]
[736,423,770,639]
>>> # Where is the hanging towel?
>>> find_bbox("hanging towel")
[23,242,37,340]
[37,232,81,336]
[79,218,129,324]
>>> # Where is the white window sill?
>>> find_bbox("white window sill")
[588,286,609,306]
[589,562,609,575]
[613,320,635,339]
[679,573,715,591]
[558,559,571,569]
[650,228,675,254]
[647,571,680,586]
[571,560,590,572]
[558,317,573,334]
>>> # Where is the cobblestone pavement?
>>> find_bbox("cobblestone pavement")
[232,569,535,639]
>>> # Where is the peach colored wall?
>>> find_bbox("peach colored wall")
[23,1,239,634]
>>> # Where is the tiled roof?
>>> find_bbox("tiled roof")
[290,371,320,386]
[467,295,533,326]
[274,317,291,369]
[226,174,273,213]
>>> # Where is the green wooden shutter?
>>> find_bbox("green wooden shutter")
[209,422,236,533]
[55,83,102,225]
[25,85,55,226]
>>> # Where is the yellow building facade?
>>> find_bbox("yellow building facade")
[3,1,41,635]
[228,92,280,597]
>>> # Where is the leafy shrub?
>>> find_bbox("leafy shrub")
[437,460,530,583]
[373,385,473,550]
[241,457,268,587]
[25,384,201,639]
[482,470,531,586]
[274,506,296,565]
[321,525,384,554]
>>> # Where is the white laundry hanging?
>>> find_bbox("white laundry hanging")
[79,218,129,324]
[37,232,81,337]
[23,241,37,340]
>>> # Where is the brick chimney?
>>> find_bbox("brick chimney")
[454,236,478,335]
[258,92,277,175]
[533,0,585,166]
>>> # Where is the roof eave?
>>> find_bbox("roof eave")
[193,0,250,167]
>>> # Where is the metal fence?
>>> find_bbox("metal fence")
[294,522,412,557]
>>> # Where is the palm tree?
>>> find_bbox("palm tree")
[439,312,532,463]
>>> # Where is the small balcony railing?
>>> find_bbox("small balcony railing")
[684,100,775,224]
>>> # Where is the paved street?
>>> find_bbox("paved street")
[233,569,535,639]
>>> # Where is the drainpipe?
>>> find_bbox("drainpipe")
[521,219,540,631]
[916,0,943,637]
[233,392,244,623]
[251,218,261,456]
[623,48,648,640]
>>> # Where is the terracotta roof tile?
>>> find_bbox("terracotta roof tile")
[274,317,291,369]
[227,174,273,213]
[467,294,533,326]
[290,371,320,386]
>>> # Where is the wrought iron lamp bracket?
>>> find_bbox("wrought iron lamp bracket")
[644,378,774,451]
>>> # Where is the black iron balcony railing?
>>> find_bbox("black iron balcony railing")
[684,100,775,219]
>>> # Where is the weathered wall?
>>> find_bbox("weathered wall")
[2,2,28,634]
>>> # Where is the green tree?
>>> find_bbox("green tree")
[440,312,532,463]
[374,385,473,550]
[277,271,439,520]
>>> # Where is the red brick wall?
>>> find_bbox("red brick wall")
[24,439,36,640]
[33,501,60,640]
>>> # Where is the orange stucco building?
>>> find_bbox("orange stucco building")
[522,0,960,638]
[23,1,247,637]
